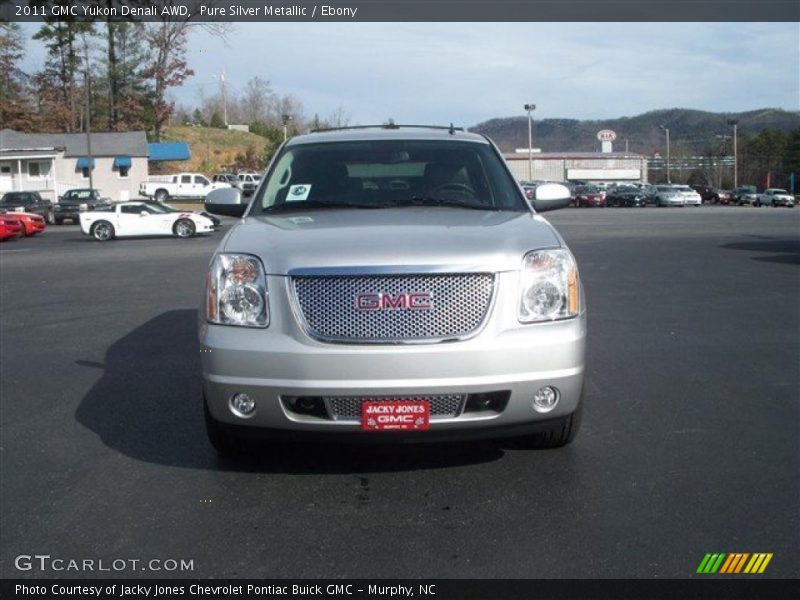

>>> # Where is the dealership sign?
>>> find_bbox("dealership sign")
[597,129,617,142]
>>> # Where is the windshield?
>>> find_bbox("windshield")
[63,190,97,202]
[255,139,527,213]
[1,193,35,204]
[148,202,179,213]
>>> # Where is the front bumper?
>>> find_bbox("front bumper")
[200,277,586,437]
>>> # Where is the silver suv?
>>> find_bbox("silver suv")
[201,125,586,454]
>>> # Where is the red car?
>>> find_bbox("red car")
[3,211,47,236]
[0,215,24,240]
[573,185,607,207]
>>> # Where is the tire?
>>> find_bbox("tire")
[204,399,249,457]
[91,220,115,241]
[174,218,195,238]
[154,189,169,202]
[520,401,583,449]
[46,210,55,225]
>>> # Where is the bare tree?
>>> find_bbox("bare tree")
[242,76,275,124]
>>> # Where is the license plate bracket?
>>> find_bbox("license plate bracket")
[361,400,430,432]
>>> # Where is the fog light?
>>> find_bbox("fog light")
[230,393,256,418]
[532,386,559,413]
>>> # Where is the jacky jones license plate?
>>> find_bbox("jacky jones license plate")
[361,401,430,431]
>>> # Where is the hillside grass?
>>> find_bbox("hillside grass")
[153,126,267,175]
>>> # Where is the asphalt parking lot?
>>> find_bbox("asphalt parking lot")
[1,206,798,579]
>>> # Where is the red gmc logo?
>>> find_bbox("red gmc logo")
[355,292,433,310]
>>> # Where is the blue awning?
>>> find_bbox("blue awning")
[148,142,191,162]
[76,157,95,169]
[113,155,132,169]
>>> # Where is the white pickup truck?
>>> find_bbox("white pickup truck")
[139,173,230,202]
[754,188,795,208]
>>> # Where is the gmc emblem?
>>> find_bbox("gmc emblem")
[355,292,433,311]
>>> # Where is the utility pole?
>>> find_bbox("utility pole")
[623,137,629,153]
[660,125,671,183]
[220,71,228,127]
[83,34,94,193]
[727,119,738,188]
[282,114,293,141]
[524,103,535,181]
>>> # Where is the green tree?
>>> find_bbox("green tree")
[209,110,225,128]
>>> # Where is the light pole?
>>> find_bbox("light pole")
[524,103,536,181]
[623,137,629,153]
[282,114,293,141]
[659,125,670,183]
[727,119,738,188]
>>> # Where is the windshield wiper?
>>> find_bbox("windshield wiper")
[379,196,498,211]
[263,200,382,213]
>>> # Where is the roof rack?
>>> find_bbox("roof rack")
[309,124,465,135]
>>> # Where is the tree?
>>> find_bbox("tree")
[0,23,32,130]
[33,14,94,132]
[242,76,274,124]
[209,110,225,128]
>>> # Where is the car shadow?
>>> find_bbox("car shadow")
[720,238,800,265]
[74,310,505,474]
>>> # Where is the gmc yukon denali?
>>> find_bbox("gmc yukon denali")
[201,125,586,455]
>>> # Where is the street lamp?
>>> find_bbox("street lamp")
[281,114,293,141]
[524,103,536,181]
[659,125,671,183]
[727,119,739,188]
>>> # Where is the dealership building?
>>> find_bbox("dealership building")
[504,151,649,184]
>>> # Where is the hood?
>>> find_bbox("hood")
[221,207,562,275]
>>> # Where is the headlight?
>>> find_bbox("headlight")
[206,253,269,327]
[519,249,580,323]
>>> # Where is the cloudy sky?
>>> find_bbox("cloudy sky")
[21,22,800,126]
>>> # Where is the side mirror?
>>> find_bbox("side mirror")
[532,183,571,212]
[140,210,149,216]
[205,187,247,217]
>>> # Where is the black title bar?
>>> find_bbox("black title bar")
[2,0,800,23]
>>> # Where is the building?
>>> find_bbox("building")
[0,129,149,202]
[504,151,649,184]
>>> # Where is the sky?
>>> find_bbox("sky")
[19,22,800,126]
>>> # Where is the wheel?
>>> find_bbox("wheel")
[174,218,195,238]
[520,401,583,449]
[91,220,115,241]
[154,189,169,202]
[204,399,248,456]
[46,210,55,224]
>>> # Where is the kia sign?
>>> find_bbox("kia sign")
[597,129,617,142]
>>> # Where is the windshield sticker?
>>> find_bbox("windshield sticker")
[287,184,311,201]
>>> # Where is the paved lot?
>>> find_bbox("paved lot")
[1,206,798,578]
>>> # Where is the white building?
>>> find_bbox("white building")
[0,129,149,202]
[505,152,649,184]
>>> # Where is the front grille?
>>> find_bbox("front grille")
[291,273,495,343]
[324,395,466,422]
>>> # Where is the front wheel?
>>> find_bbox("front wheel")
[154,189,169,202]
[174,218,195,238]
[91,220,115,241]
[520,402,583,449]
[46,210,55,224]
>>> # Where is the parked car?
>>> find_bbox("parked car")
[0,215,24,240]
[732,185,758,205]
[754,188,795,208]
[0,191,54,223]
[212,173,242,190]
[142,199,222,228]
[606,185,647,207]
[0,211,46,236]
[671,185,702,206]
[654,185,685,207]
[79,201,216,241]
[200,125,585,455]
[573,185,606,207]
[55,188,112,224]
[237,172,263,197]
[139,173,231,202]
[691,185,730,204]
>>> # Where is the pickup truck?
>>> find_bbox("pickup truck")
[0,191,55,223]
[237,172,262,197]
[54,188,112,224]
[754,188,795,208]
[139,173,230,202]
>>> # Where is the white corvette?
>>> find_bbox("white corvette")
[79,202,215,241]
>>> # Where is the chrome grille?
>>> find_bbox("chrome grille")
[291,273,495,342]
[325,395,466,422]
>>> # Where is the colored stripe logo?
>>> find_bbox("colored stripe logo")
[697,553,773,574]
